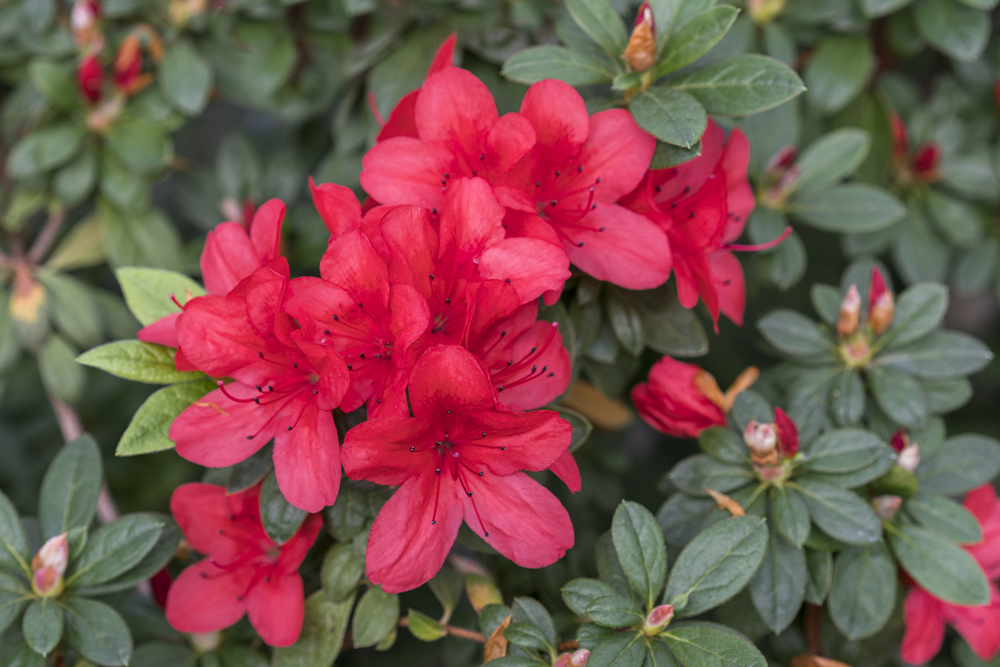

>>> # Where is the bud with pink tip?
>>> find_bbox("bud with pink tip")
[623,1,656,73]
[872,495,902,520]
[837,285,861,337]
[643,604,675,636]
[868,268,894,334]
[31,533,69,597]
[744,421,778,467]
[774,407,799,458]
[555,649,591,667]
[896,443,920,473]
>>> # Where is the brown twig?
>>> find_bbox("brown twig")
[397,617,486,642]
[27,206,66,264]
[805,604,822,656]
[558,640,580,652]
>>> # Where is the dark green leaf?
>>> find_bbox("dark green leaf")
[803,36,874,114]
[73,515,180,597]
[0,490,30,575]
[830,370,865,426]
[913,0,988,62]
[39,435,103,539]
[613,501,668,611]
[512,596,557,646]
[923,189,982,248]
[641,299,708,357]
[597,532,635,600]
[159,41,213,115]
[3,639,50,667]
[585,595,645,628]
[66,514,164,588]
[785,184,905,232]
[829,542,896,640]
[657,494,717,547]
[887,523,990,606]
[792,479,882,545]
[259,472,307,546]
[28,61,78,111]
[728,391,773,434]
[905,496,982,544]
[605,292,646,356]
[861,0,913,16]
[61,598,133,666]
[749,527,806,633]
[875,331,992,379]
[917,435,1000,495]
[631,87,707,149]
[698,428,748,465]
[564,578,619,616]
[650,141,703,170]
[803,549,832,605]
[321,542,364,602]
[771,487,810,548]
[669,455,755,497]
[555,406,594,452]
[665,516,768,616]
[668,54,805,116]
[7,123,85,179]
[802,447,897,488]
[657,6,740,76]
[105,120,171,173]
[23,597,63,656]
[565,0,628,62]
[352,586,399,648]
[502,46,615,85]
[116,380,217,456]
[586,630,646,667]
[882,283,949,348]
[662,622,767,667]
[793,129,871,192]
[227,444,274,494]
[866,365,928,428]
[800,429,883,473]
[505,621,554,650]
[757,310,836,358]
[39,335,85,404]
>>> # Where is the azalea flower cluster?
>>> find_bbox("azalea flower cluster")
[142,36,765,646]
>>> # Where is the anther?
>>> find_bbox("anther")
[410,446,415,452]
[480,154,485,160]
[246,435,254,440]
[482,431,486,437]
[292,363,297,368]
[358,303,363,308]
[550,199,557,206]
[447,409,451,414]
[445,298,451,305]
[507,360,513,366]
[500,446,506,450]
[435,468,440,474]
[256,385,262,391]
[333,315,339,321]
[536,181,541,187]
[360,353,365,359]
[498,387,505,392]
[555,170,561,176]
[467,491,473,497]
[432,520,436,525]
[429,274,435,281]
[478,471,483,476]
[253,398,260,404]
[287,426,292,430]
[599,226,605,231]
[258,352,263,358]
[578,242,584,247]
[348,364,353,370]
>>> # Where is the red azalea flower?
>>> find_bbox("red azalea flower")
[165,483,322,647]
[137,199,285,352]
[902,484,1000,664]
[373,34,457,141]
[377,177,570,345]
[622,120,779,329]
[169,261,349,512]
[505,79,670,291]
[77,55,103,103]
[462,280,579,493]
[283,230,430,419]
[631,356,727,438]
[341,345,574,593]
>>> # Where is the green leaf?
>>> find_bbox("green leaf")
[23,598,64,657]
[792,479,882,545]
[913,0,988,62]
[159,41,213,115]
[7,123,85,179]
[803,447,897,489]
[828,542,896,641]
[667,54,805,116]
[77,340,200,385]
[0,570,32,639]
[66,514,164,588]
[830,370,865,426]
[605,291,646,356]
[670,456,755,498]
[922,377,972,414]
[73,515,180,597]
[612,501,668,611]
[882,282,949,348]
[866,365,928,428]
[39,434,103,539]
[698,428,748,465]
[555,406,594,452]
[0,490,30,576]
[563,578,619,616]
[585,595,646,629]
[631,87,707,149]
[861,0,913,16]
[35,269,103,350]
[662,622,766,667]
[917,435,1000,495]
[771,487,810,548]
[105,119,171,173]
[407,609,447,642]
[800,429,883,473]
[116,380,217,456]
[29,61,78,111]
[650,141,703,170]
[512,596,557,646]
[657,6,740,76]
[502,45,615,85]
[586,630,646,667]
[258,472,308,546]
[923,189,982,248]
[565,0,628,62]
[749,527,806,633]
[597,532,635,600]
[887,523,990,606]
[803,36,874,115]
[792,129,870,192]
[905,497,982,544]
[785,184,905,232]
[321,542,364,602]
[665,516,768,617]
[2,639,50,667]
[272,591,355,667]
[352,586,399,648]
[875,331,992,379]
[427,566,463,624]
[728,392,773,434]
[116,267,205,326]
[38,334,85,404]
[61,598,133,666]
[757,310,836,359]
[803,549,832,605]
[641,299,709,357]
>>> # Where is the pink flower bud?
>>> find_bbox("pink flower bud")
[766,145,797,176]
[913,143,940,181]
[872,495,902,520]
[555,649,592,667]
[837,285,861,337]
[896,443,920,473]
[77,55,103,104]
[644,605,675,635]
[623,2,656,73]
[889,430,909,453]
[868,268,894,334]
[744,421,778,466]
[31,534,69,597]
[774,407,799,458]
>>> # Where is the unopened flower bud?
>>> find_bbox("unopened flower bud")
[10,265,46,327]
[897,443,920,473]
[623,2,656,73]
[774,407,799,458]
[871,495,902,521]
[31,534,68,597]
[744,421,778,467]
[71,0,103,52]
[889,430,908,453]
[643,604,674,635]
[867,267,894,334]
[190,631,223,653]
[555,649,591,667]
[766,145,797,177]
[747,0,786,24]
[913,143,940,182]
[77,55,103,104]
[837,284,861,337]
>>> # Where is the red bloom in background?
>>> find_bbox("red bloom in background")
[373,33,457,141]
[622,121,770,329]
[902,484,1000,664]
[77,55,103,103]
[283,231,430,419]
[165,483,322,647]
[341,345,574,593]
[505,79,670,291]
[774,407,799,457]
[378,178,570,345]
[137,199,285,351]
[170,261,349,512]
[632,356,726,438]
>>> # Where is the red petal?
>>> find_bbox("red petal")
[415,68,498,165]
[165,560,252,634]
[495,320,571,412]
[578,109,656,200]
[360,137,454,210]
[428,34,457,76]
[366,471,463,593]
[381,206,439,303]
[943,585,1000,661]
[520,79,589,155]
[137,313,179,348]
[272,401,342,512]
[408,345,495,421]
[480,236,571,304]
[319,231,390,310]
[377,89,420,141]
[901,587,947,665]
[245,572,305,647]
[201,222,260,296]
[485,113,536,177]
[170,385,281,467]
[710,251,746,327]
[651,120,726,204]
[438,177,506,262]
[248,199,285,263]
[309,177,362,237]
[170,483,263,560]
[463,471,573,568]
[341,416,432,486]
[277,514,324,574]
[774,406,799,456]
[460,409,571,475]
[549,449,582,493]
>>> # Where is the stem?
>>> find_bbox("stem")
[27,206,66,264]
[558,640,580,651]
[397,617,486,642]
[805,604,822,655]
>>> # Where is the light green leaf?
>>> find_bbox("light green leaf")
[39,435,103,539]
[613,501,668,611]
[502,46,616,85]
[667,54,805,116]
[77,340,201,385]
[657,6,740,76]
[116,267,205,326]
[785,184,905,232]
[116,380,217,456]
[793,129,871,192]
[631,87,707,149]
